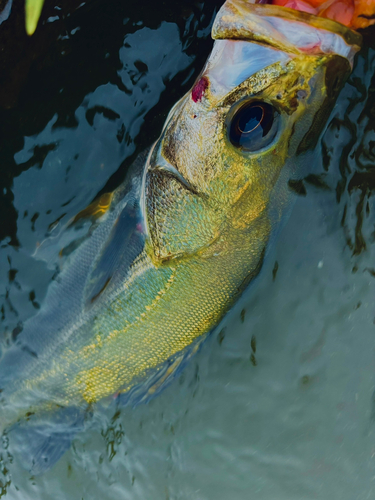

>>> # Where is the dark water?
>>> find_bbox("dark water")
[0,0,374,498]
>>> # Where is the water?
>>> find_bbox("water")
[0,0,374,498]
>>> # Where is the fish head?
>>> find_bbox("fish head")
[144,1,361,263]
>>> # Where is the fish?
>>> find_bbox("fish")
[0,0,362,474]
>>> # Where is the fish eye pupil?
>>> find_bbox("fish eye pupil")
[237,105,264,135]
[228,101,276,151]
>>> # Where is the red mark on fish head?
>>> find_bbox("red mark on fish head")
[192,76,209,103]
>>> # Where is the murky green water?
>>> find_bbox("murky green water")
[0,0,374,498]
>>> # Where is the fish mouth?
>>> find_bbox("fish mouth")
[196,0,361,103]
[213,0,361,66]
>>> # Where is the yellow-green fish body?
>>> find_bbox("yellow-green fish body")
[0,0,361,473]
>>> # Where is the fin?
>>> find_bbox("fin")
[33,147,151,268]
[33,192,114,268]
[9,407,85,476]
[84,199,145,306]
[115,333,208,408]
[55,192,114,261]
[68,192,113,227]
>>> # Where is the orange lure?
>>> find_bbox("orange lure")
[271,0,375,29]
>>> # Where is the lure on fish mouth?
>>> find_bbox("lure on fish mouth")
[0,0,362,474]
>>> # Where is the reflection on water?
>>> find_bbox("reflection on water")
[0,0,218,335]
[0,0,374,497]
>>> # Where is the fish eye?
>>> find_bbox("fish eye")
[227,101,279,152]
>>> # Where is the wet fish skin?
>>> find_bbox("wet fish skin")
[0,1,359,469]
[1,57,342,407]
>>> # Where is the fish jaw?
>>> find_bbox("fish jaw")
[213,0,362,66]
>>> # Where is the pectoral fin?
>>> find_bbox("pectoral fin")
[116,334,208,408]
[34,192,114,266]
[69,192,114,227]
[84,200,145,306]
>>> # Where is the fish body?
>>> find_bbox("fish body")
[0,1,361,472]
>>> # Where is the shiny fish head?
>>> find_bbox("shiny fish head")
[144,0,361,264]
